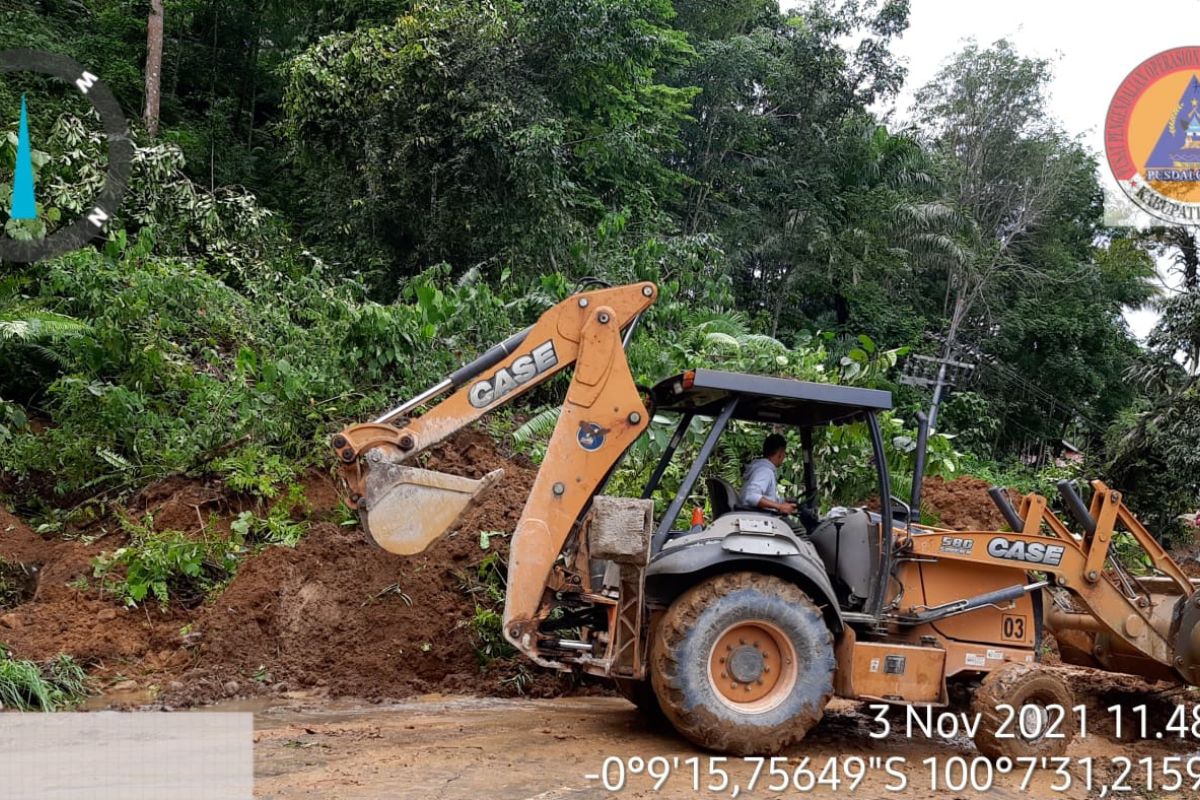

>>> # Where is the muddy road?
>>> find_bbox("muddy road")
[252,693,1196,800]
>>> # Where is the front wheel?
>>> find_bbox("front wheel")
[972,663,1076,759]
[650,571,834,755]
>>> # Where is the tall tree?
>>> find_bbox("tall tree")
[914,43,1072,362]
[283,0,695,287]
[144,0,165,137]
[671,1,912,337]
[910,41,1155,447]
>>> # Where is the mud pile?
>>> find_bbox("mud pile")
[920,475,1010,530]
[172,431,558,704]
[0,430,579,704]
[0,503,193,668]
[0,448,1168,708]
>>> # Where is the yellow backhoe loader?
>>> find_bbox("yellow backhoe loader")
[331,280,1200,756]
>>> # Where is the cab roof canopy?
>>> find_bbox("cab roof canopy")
[650,369,892,427]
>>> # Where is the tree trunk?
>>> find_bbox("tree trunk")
[1177,227,1199,292]
[143,0,165,138]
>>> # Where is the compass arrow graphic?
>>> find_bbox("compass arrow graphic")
[10,94,36,220]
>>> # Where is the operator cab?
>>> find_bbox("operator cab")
[640,369,897,620]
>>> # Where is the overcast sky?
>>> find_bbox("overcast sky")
[784,0,1200,338]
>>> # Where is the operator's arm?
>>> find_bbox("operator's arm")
[758,496,797,514]
[741,462,796,514]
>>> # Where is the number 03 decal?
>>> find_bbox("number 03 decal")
[1001,614,1026,641]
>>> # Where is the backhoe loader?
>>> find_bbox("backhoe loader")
[331,280,1200,756]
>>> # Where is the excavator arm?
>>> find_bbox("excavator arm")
[331,281,658,664]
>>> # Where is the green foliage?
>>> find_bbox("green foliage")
[911,40,1153,453]
[938,391,999,454]
[461,551,513,664]
[0,398,26,446]
[283,0,695,282]
[0,651,87,711]
[216,447,296,500]
[0,1,1171,542]
[511,407,560,461]
[470,606,514,665]
[955,452,1082,498]
[230,484,310,547]
[92,515,244,608]
[475,552,507,605]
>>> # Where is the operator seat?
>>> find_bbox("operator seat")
[706,477,739,517]
[808,508,873,608]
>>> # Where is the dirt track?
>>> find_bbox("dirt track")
[252,693,1194,799]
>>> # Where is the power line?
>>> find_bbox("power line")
[926,329,1106,432]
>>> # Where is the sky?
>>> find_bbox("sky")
[785,0,1200,338]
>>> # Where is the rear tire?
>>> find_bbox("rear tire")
[972,663,1075,759]
[650,571,834,755]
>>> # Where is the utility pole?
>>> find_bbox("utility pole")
[899,349,975,431]
[928,355,950,431]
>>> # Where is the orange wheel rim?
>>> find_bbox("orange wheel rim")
[707,620,798,713]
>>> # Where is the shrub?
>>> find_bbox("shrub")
[92,515,244,608]
[470,607,514,665]
[215,446,296,500]
[230,485,309,548]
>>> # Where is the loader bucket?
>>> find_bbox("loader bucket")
[360,456,504,555]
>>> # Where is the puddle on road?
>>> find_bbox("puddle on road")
[81,688,158,711]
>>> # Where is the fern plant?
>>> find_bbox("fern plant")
[511,406,560,461]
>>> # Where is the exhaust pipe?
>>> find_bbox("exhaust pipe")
[988,487,1026,533]
[909,411,930,525]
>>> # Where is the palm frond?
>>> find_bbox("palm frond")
[511,407,560,447]
[703,331,741,351]
[0,310,89,344]
[738,333,786,352]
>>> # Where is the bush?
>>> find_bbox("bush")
[230,484,310,548]
[0,250,525,506]
[470,607,514,665]
[92,515,244,608]
[216,447,296,500]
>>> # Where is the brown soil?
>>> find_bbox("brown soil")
[0,507,191,670]
[0,429,581,704]
[920,475,1011,530]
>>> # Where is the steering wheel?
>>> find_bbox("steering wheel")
[788,489,818,510]
[783,491,821,531]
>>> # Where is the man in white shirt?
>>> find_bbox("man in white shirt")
[738,433,798,515]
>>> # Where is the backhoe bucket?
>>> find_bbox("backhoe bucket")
[359,455,504,555]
